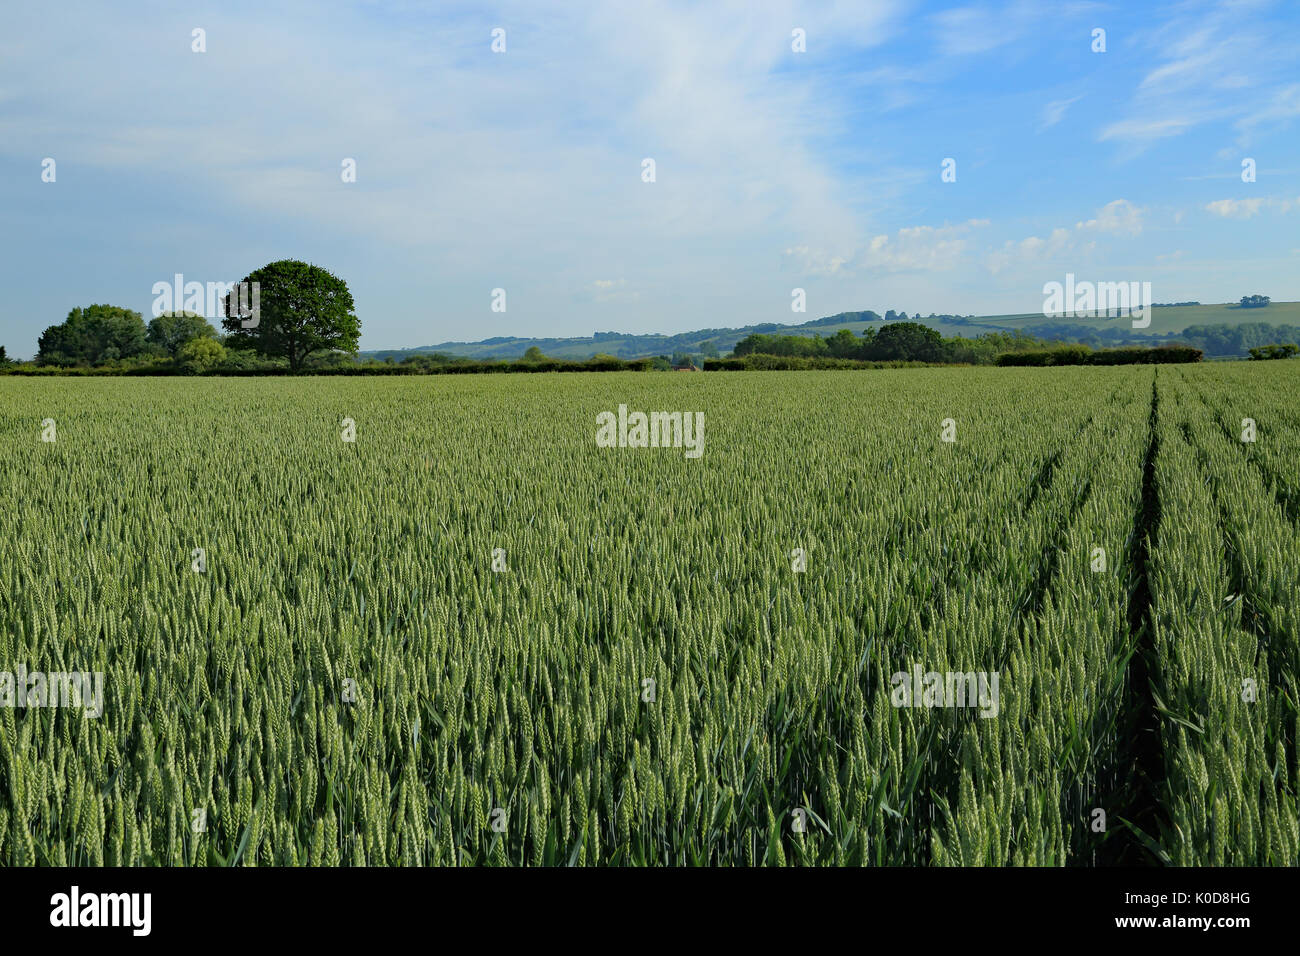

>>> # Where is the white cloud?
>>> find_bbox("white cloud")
[1076,199,1144,237]
[1098,117,1194,144]
[782,246,852,276]
[787,219,990,275]
[986,201,1143,273]
[1205,198,1267,219]
[862,221,990,271]
[1204,196,1299,219]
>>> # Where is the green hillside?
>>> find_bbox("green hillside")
[985,301,1300,335]
[361,302,1300,362]
[362,314,998,361]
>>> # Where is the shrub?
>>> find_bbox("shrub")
[177,337,227,373]
[997,345,1202,366]
[1247,343,1299,360]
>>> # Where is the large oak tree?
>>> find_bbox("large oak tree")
[221,260,360,371]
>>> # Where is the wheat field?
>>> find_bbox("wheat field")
[0,364,1295,865]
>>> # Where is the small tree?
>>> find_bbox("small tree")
[148,311,216,359]
[867,321,943,362]
[177,337,226,373]
[522,346,547,362]
[221,260,360,372]
[827,328,860,359]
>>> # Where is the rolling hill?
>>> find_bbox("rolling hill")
[360,302,1300,361]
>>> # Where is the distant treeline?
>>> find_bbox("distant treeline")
[0,302,668,375]
[1162,322,1298,356]
[5,299,1293,375]
[3,350,659,376]
[732,323,1059,365]
[706,356,937,371]
[996,345,1203,366]
[1008,321,1300,358]
[727,325,1205,368]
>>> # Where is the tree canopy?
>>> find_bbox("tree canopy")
[147,311,217,358]
[177,336,226,372]
[871,321,944,362]
[37,304,148,366]
[1247,343,1298,360]
[734,322,952,363]
[220,260,360,371]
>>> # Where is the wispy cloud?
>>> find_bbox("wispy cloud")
[1101,0,1300,151]
[1040,95,1083,130]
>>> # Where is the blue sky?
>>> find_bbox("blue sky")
[2,0,1298,356]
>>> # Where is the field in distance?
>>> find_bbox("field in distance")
[984,300,1300,335]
